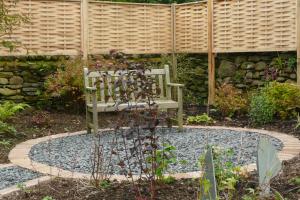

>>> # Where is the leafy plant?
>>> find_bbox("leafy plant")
[0,102,29,137]
[272,54,297,71]
[161,176,176,184]
[0,139,12,149]
[147,143,177,180]
[44,57,84,110]
[42,196,55,200]
[198,146,242,199]
[0,101,29,121]
[249,92,275,125]
[99,180,111,189]
[16,183,31,194]
[31,111,50,127]
[289,177,300,185]
[187,114,214,125]
[0,0,28,51]
[177,54,208,105]
[215,84,248,117]
[250,82,300,124]
[0,121,16,136]
[264,82,300,119]
[213,147,241,199]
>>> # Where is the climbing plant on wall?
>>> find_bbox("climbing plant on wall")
[0,0,27,51]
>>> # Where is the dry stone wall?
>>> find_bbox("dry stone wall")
[216,53,297,89]
[178,52,297,105]
[0,56,60,103]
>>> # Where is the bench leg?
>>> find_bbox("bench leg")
[92,109,98,134]
[178,107,183,130]
[91,92,98,134]
[86,108,92,134]
[177,87,183,130]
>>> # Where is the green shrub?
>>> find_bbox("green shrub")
[0,101,29,137]
[0,101,29,121]
[187,114,213,125]
[214,84,248,117]
[249,93,275,125]
[264,82,300,119]
[44,57,84,109]
[177,54,208,105]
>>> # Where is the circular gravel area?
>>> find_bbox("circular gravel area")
[0,166,41,190]
[29,127,283,175]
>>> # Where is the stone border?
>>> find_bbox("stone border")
[8,126,300,180]
[0,176,51,197]
[0,163,14,169]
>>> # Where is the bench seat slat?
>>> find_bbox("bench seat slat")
[87,69,166,78]
[87,100,178,112]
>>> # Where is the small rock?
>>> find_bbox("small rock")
[255,62,267,71]
[252,80,264,86]
[9,76,23,85]
[234,56,247,65]
[290,73,297,79]
[259,71,265,76]
[23,82,42,87]
[22,87,37,92]
[241,62,255,70]
[276,77,286,82]
[278,71,289,77]
[246,72,253,79]
[253,72,260,79]
[7,95,24,100]
[284,68,294,73]
[0,72,13,78]
[223,77,231,84]
[218,60,237,78]
[236,84,247,89]
[0,88,20,96]
[0,78,8,84]
[24,92,37,96]
[7,85,22,89]
[285,79,296,84]
[248,56,260,62]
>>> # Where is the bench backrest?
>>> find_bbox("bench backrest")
[84,65,172,103]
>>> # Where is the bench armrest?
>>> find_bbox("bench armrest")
[86,86,97,93]
[167,83,184,88]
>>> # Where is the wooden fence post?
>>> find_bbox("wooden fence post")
[171,3,177,81]
[297,0,300,85]
[81,0,89,61]
[207,0,215,105]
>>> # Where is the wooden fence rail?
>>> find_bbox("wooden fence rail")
[1,0,297,56]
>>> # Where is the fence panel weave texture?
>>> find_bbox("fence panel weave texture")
[0,0,297,56]
[0,0,82,56]
[88,2,172,54]
[175,2,208,53]
[213,0,297,53]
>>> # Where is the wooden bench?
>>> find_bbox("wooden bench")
[83,65,183,134]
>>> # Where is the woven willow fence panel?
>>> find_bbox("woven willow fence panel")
[213,0,297,53]
[175,2,208,53]
[88,2,172,54]
[0,0,297,56]
[0,0,82,56]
